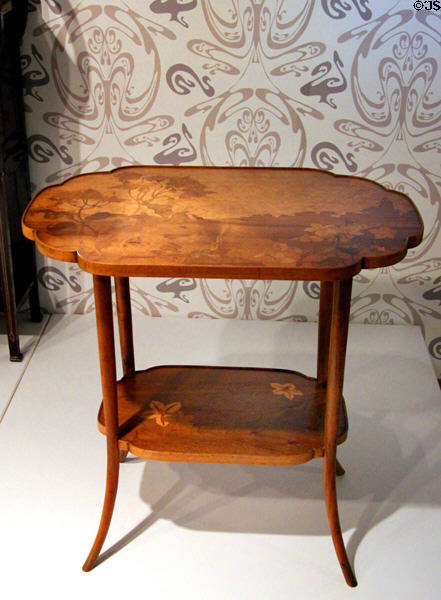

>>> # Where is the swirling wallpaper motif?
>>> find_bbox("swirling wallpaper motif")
[22,1,441,375]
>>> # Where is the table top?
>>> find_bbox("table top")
[22,166,423,280]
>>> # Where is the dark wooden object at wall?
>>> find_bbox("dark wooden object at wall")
[0,0,41,360]
[22,165,423,586]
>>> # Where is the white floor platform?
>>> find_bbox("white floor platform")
[1,314,440,599]
[0,313,49,420]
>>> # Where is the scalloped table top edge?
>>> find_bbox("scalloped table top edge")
[22,166,424,281]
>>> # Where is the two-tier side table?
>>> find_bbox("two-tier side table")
[22,166,423,587]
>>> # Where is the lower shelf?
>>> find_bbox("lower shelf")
[97,365,348,466]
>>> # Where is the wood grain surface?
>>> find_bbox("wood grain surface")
[97,365,348,465]
[22,166,423,280]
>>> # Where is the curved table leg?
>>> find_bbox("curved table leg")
[114,277,135,378]
[114,277,134,467]
[323,278,357,587]
[318,282,347,478]
[83,275,120,572]
[317,281,333,385]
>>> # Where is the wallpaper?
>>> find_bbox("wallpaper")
[21,0,441,376]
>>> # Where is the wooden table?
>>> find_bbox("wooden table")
[22,166,423,586]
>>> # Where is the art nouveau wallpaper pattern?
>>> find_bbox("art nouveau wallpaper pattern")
[21,0,441,375]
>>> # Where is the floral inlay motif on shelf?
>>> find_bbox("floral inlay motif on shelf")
[148,401,183,427]
[270,382,303,400]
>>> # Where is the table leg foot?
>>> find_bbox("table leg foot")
[324,453,357,587]
[336,459,345,477]
[82,445,120,572]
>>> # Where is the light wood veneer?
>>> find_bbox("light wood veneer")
[22,166,423,280]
